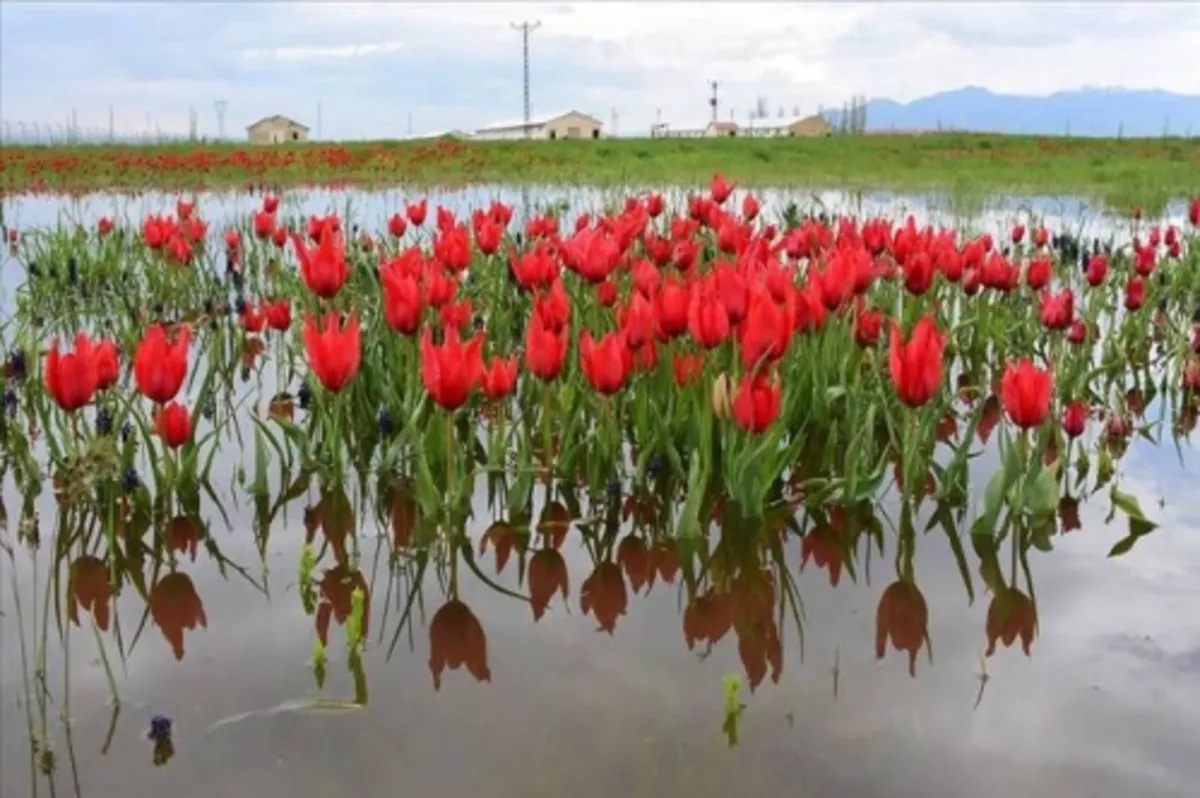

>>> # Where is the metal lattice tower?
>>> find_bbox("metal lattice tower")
[511,20,541,138]
[214,100,228,140]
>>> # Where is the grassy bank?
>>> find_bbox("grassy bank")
[2,133,1197,206]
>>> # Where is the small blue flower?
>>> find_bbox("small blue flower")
[120,421,133,442]
[297,383,312,410]
[378,408,394,436]
[95,408,113,435]
[122,467,140,492]
[147,714,172,742]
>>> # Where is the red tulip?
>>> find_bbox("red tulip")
[262,194,279,214]
[134,324,189,404]
[1085,254,1108,287]
[303,312,361,393]
[1039,289,1074,330]
[253,211,275,239]
[1001,359,1053,429]
[154,401,192,448]
[1124,275,1146,311]
[1011,223,1025,245]
[524,313,568,382]
[405,199,427,227]
[263,299,291,331]
[510,243,558,292]
[1062,400,1087,438]
[1025,255,1051,290]
[1188,196,1200,228]
[240,302,265,333]
[654,276,690,340]
[645,193,664,218]
[710,173,733,204]
[474,220,502,256]
[434,224,472,272]
[381,264,424,335]
[888,316,945,408]
[387,212,407,239]
[854,303,883,347]
[292,224,348,299]
[579,330,632,395]
[1067,318,1089,346]
[95,339,120,390]
[419,327,484,411]
[687,282,731,349]
[97,217,114,237]
[44,333,99,412]
[731,372,781,434]
[742,193,760,221]
[737,287,792,372]
[480,355,519,400]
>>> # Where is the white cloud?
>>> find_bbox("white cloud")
[239,41,405,62]
[278,1,1200,132]
[3,1,1199,138]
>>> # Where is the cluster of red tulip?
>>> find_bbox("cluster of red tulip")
[44,323,192,448]
[250,176,1199,446]
[39,180,1200,470]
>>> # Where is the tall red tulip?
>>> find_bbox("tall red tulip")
[44,333,99,412]
[263,299,291,332]
[155,402,192,448]
[1039,289,1074,330]
[95,338,120,390]
[888,317,945,408]
[292,224,348,299]
[1062,400,1087,438]
[579,330,632,395]
[1124,276,1145,311]
[134,324,190,404]
[481,355,519,400]
[419,327,484,411]
[525,313,569,382]
[731,372,781,433]
[1000,359,1053,429]
[303,313,361,393]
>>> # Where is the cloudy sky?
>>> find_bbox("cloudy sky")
[2,1,1199,140]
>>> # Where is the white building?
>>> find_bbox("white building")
[473,110,604,141]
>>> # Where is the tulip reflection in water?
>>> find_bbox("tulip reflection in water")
[150,572,208,661]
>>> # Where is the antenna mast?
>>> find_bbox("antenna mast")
[214,100,228,140]
[511,20,541,138]
[709,80,720,124]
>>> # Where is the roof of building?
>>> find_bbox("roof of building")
[752,114,833,130]
[247,115,310,132]
[475,110,603,132]
[706,120,740,131]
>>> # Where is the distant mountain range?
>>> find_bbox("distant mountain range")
[822,87,1200,137]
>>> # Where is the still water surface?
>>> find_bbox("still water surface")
[1,185,1199,798]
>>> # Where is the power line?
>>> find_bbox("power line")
[511,20,541,138]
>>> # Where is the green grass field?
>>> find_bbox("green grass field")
[3,133,1197,207]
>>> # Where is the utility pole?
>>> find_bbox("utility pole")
[214,100,228,140]
[511,20,541,138]
[709,80,720,124]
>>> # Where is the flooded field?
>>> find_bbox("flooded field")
[2,183,1199,798]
